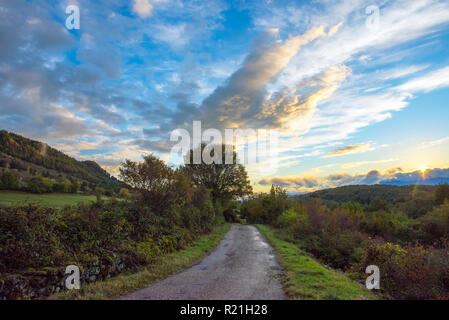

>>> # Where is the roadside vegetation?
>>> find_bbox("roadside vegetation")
[256,225,376,300]
[49,223,230,300]
[0,144,252,300]
[242,184,449,300]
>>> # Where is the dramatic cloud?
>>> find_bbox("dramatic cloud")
[199,27,329,129]
[1,0,449,187]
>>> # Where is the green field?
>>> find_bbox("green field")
[0,191,109,208]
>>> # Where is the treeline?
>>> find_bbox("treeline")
[0,130,122,190]
[0,145,252,299]
[0,169,125,196]
[296,184,440,218]
[241,184,449,299]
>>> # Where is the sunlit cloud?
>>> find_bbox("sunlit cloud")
[259,167,449,193]
[324,143,374,158]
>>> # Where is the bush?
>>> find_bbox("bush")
[353,241,449,299]
[276,208,299,229]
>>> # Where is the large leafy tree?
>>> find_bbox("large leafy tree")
[119,154,183,210]
[180,144,252,202]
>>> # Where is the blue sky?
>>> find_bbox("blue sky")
[1,0,449,192]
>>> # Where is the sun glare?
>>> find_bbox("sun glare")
[419,165,428,173]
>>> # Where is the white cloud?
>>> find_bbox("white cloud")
[382,64,429,80]
[132,0,167,18]
[419,136,449,149]
[152,23,188,48]
[396,66,449,93]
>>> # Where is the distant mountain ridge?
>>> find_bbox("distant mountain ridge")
[0,130,122,189]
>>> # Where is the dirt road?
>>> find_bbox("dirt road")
[120,225,286,300]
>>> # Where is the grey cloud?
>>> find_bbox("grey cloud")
[259,176,319,188]
[325,143,371,158]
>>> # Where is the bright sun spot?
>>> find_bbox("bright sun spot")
[419,165,428,173]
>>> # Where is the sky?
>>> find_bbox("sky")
[1,0,449,193]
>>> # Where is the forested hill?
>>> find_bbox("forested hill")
[0,130,122,189]
[295,184,436,206]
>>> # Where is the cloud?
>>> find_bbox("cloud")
[2,0,449,182]
[396,66,449,93]
[324,143,373,158]
[259,176,319,188]
[199,27,329,129]
[152,23,188,48]
[132,0,167,18]
[418,136,449,149]
[260,167,449,193]
[382,64,429,80]
[327,21,343,37]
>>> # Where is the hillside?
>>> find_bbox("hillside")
[0,130,122,190]
[295,184,436,206]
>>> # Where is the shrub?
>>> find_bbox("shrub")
[276,208,299,229]
[353,241,449,299]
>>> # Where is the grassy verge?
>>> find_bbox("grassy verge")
[0,191,111,208]
[255,224,377,300]
[48,223,230,300]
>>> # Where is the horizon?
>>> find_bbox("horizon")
[1,0,449,193]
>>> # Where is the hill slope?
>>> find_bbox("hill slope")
[295,184,436,206]
[0,130,122,189]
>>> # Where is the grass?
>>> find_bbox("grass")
[0,191,110,208]
[48,223,230,300]
[255,224,377,300]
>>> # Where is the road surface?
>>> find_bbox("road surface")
[120,225,286,300]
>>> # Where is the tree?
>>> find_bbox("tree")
[25,175,52,193]
[435,183,449,205]
[52,178,71,193]
[0,170,21,190]
[179,144,252,202]
[70,180,81,193]
[119,188,129,198]
[119,154,182,210]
